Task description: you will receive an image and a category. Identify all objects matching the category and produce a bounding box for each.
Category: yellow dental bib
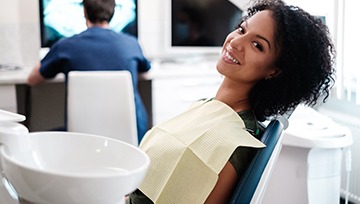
[139,99,265,204]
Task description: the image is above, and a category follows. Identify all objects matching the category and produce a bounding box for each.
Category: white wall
[0,0,40,68]
[137,0,167,59]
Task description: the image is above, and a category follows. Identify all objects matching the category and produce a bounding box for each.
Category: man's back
[41,27,149,86]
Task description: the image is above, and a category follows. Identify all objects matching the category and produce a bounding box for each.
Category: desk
[0,58,222,129]
[0,69,153,132]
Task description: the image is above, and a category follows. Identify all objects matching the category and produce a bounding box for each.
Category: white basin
[0,131,150,204]
[0,109,26,122]
[283,104,353,148]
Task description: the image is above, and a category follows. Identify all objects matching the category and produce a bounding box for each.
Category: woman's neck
[215,79,252,112]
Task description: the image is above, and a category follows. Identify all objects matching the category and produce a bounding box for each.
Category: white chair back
[67,70,138,146]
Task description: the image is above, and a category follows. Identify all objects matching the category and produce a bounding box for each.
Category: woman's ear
[265,67,281,80]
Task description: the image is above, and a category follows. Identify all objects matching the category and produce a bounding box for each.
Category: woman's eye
[237,25,244,34]
[252,41,264,51]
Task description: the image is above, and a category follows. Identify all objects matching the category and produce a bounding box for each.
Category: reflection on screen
[171,0,242,47]
[41,0,137,47]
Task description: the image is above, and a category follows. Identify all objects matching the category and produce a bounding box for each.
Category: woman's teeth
[225,52,239,64]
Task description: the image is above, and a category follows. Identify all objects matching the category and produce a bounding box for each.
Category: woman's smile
[224,50,240,65]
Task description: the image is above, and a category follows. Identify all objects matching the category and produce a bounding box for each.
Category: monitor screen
[39,0,138,48]
[168,0,243,55]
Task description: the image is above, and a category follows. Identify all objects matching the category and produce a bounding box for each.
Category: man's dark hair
[83,0,115,23]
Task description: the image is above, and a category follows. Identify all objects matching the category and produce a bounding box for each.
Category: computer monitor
[39,0,138,48]
[166,0,243,56]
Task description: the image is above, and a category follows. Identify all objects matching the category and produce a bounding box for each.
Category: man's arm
[27,63,46,86]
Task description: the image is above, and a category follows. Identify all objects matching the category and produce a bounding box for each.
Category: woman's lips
[225,51,240,64]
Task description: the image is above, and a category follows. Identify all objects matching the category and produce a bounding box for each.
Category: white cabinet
[151,60,222,125]
[0,85,17,112]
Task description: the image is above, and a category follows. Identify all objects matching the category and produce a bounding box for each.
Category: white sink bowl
[0,131,150,204]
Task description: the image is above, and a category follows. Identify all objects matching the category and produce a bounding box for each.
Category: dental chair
[229,118,287,204]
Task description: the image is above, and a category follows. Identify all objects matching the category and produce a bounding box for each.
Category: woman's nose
[229,36,244,51]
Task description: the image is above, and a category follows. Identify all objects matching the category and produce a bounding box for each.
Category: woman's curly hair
[244,0,336,121]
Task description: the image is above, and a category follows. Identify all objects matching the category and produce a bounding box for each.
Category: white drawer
[152,76,222,125]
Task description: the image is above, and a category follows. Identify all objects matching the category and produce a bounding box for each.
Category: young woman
[130,0,335,203]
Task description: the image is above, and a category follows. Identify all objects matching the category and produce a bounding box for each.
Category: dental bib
[139,99,265,204]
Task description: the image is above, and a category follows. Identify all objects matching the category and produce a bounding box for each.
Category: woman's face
[217,10,279,85]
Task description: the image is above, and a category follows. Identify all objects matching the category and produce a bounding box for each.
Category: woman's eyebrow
[256,34,271,50]
[244,20,272,50]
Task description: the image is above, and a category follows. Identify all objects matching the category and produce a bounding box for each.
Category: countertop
[0,68,64,85]
[0,56,221,85]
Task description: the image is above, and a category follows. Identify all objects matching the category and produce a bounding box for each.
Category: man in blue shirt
[28,0,151,142]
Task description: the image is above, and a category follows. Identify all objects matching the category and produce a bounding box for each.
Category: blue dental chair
[229,118,287,204]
